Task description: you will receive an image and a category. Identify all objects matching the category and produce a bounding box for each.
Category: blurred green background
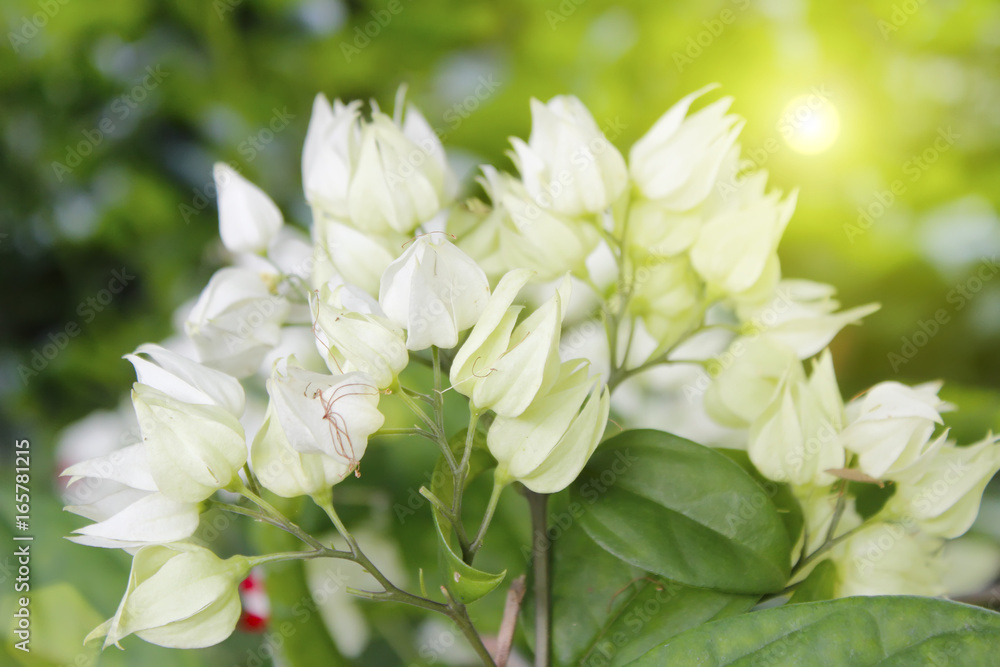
[1,0,999,665]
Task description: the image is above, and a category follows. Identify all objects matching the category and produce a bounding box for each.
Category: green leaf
[788,559,839,604]
[571,430,791,594]
[432,510,506,604]
[546,514,757,666]
[717,448,804,546]
[627,596,1000,666]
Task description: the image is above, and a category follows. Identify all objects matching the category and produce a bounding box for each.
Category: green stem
[242,463,262,497]
[469,470,506,558]
[395,383,458,473]
[313,495,496,664]
[527,490,551,667]
[226,482,330,552]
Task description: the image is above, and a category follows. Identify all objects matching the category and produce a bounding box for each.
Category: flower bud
[312,214,401,295]
[186,267,290,378]
[266,359,383,467]
[629,85,742,211]
[302,95,362,220]
[747,350,846,487]
[479,166,600,280]
[311,283,408,390]
[488,360,610,493]
[214,163,283,255]
[87,543,251,649]
[883,433,1000,538]
[378,235,490,351]
[510,95,627,216]
[839,381,951,479]
[450,270,567,417]
[132,384,247,503]
[124,343,245,418]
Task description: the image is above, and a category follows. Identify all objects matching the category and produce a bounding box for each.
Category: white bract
[87,543,251,649]
[312,282,408,389]
[266,358,383,466]
[450,270,567,417]
[61,443,199,550]
[214,163,283,255]
[479,166,600,281]
[132,383,247,503]
[378,235,490,351]
[488,360,610,493]
[839,381,951,479]
[186,267,289,378]
[629,85,742,211]
[747,350,846,487]
[511,95,628,216]
[124,343,245,417]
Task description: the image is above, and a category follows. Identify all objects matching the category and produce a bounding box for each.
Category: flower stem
[527,490,551,667]
[469,469,505,559]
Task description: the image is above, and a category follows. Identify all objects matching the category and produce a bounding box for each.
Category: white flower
[303,90,454,235]
[627,256,703,351]
[61,443,199,549]
[86,543,251,649]
[302,96,363,220]
[378,235,490,351]
[831,522,945,597]
[186,267,290,378]
[450,270,567,417]
[312,282,408,389]
[747,350,846,486]
[511,95,628,216]
[735,280,880,359]
[124,343,245,418]
[488,360,610,493]
[132,383,248,503]
[689,170,796,296]
[213,163,283,255]
[839,381,951,479]
[251,400,363,498]
[312,215,401,295]
[266,359,383,467]
[629,85,742,211]
[479,166,600,280]
[882,433,1000,538]
[703,336,804,429]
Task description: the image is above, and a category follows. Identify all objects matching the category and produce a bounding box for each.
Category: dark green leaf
[788,559,839,604]
[717,448,804,546]
[546,517,756,666]
[571,430,791,594]
[627,596,1000,666]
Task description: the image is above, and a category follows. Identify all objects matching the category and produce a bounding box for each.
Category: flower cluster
[61,85,1000,654]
